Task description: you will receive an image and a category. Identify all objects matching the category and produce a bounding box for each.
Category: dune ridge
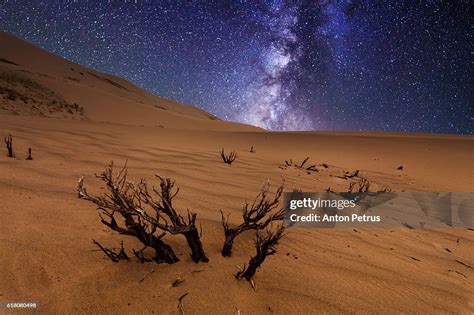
[0,32,260,131]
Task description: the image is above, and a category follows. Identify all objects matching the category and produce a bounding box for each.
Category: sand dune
[0,32,259,131]
[0,33,473,313]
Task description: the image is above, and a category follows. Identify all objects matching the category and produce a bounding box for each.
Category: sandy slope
[0,114,473,314]
[0,33,473,314]
[0,32,259,131]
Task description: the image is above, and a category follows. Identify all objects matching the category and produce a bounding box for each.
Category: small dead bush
[220,182,284,257]
[26,148,33,160]
[236,224,285,290]
[4,134,14,158]
[220,148,237,165]
[348,177,391,193]
[336,169,359,180]
[283,157,317,172]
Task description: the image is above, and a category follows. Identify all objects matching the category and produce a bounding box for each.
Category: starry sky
[0,0,472,134]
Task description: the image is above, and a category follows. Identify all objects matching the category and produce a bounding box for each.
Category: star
[0,0,471,134]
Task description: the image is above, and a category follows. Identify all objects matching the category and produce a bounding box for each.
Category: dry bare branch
[4,134,14,158]
[306,165,317,172]
[92,240,129,262]
[26,147,33,160]
[299,157,309,168]
[133,247,153,263]
[337,169,360,180]
[347,177,391,193]
[220,182,284,257]
[79,162,209,263]
[236,224,285,285]
[220,148,237,165]
[284,157,317,172]
[139,175,209,263]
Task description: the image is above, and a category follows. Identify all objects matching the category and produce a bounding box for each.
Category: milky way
[0,1,472,134]
[240,1,313,130]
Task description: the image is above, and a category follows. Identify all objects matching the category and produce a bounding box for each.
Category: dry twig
[220,148,237,165]
[220,182,284,257]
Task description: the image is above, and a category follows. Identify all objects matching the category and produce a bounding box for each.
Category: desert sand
[0,32,473,314]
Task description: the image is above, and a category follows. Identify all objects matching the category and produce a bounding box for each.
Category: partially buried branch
[4,134,14,158]
[139,175,209,263]
[26,148,33,160]
[284,157,317,172]
[220,148,237,165]
[92,240,129,262]
[347,177,391,193]
[220,182,284,257]
[236,224,286,288]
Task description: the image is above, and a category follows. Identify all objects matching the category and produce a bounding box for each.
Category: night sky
[0,1,472,134]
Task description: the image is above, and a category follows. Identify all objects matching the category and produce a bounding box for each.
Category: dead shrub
[26,148,33,160]
[284,157,317,172]
[4,134,14,158]
[220,182,284,257]
[236,224,286,290]
[220,148,237,165]
[77,162,209,264]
